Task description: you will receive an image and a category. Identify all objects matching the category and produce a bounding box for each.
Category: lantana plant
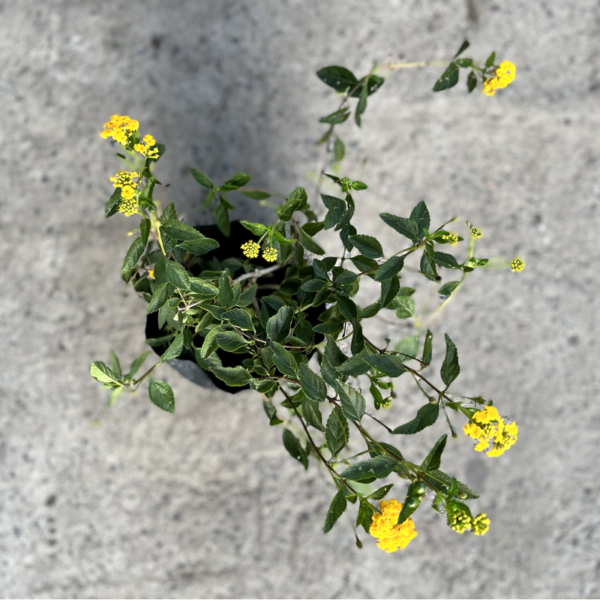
[91,41,522,553]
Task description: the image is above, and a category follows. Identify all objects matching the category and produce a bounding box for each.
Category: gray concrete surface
[1,0,599,597]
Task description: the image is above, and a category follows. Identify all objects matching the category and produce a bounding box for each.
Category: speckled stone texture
[0,1,599,598]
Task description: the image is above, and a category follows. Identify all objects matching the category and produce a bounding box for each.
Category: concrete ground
[1,0,599,597]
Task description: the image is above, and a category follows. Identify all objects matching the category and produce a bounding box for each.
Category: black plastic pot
[145,221,324,394]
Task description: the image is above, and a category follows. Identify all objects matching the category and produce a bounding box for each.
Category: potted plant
[91,41,522,553]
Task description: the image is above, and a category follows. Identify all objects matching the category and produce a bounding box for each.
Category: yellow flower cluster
[442,232,459,245]
[472,513,491,536]
[511,258,525,272]
[100,115,139,145]
[451,510,472,533]
[463,405,518,457]
[450,510,490,535]
[369,498,417,553]
[134,134,159,160]
[118,195,138,217]
[263,247,278,262]
[110,170,138,189]
[241,240,260,259]
[483,61,516,96]
[470,226,483,239]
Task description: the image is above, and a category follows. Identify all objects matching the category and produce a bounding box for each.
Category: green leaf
[368,484,394,501]
[394,335,419,362]
[393,295,415,319]
[218,272,234,309]
[215,330,248,352]
[301,279,329,292]
[333,138,345,162]
[298,228,325,255]
[215,202,230,237]
[105,188,122,218]
[434,251,461,269]
[347,235,383,259]
[350,255,379,276]
[126,351,150,380]
[163,260,190,290]
[379,213,419,242]
[121,236,146,278]
[339,455,398,482]
[302,396,325,431]
[351,181,368,191]
[189,278,219,300]
[190,168,214,189]
[316,66,358,93]
[323,490,347,533]
[393,403,439,435]
[270,341,298,378]
[241,221,269,236]
[312,318,344,336]
[422,330,433,365]
[210,366,251,387]
[263,401,283,425]
[199,326,220,358]
[336,353,369,377]
[337,381,366,422]
[299,363,326,403]
[467,71,477,93]
[277,198,304,221]
[159,332,184,363]
[355,77,368,126]
[456,58,472,68]
[441,333,460,387]
[160,220,203,241]
[146,283,170,314]
[335,295,358,321]
[90,362,121,385]
[148,379,175,413]
[282,429,308,470]
[396,483,422,525]
[319,108,351,124]
[238,283,257,307]
[485,51,496,68]
[178,238,220,256]
[373,256,404,282]
[241,190,271,200]
[333,269,357,285]
[422,469,479,500]
[326,407,349,457]
[432,62,459,92]
[421,434,447,472]
[351,322,364,354]
[454,40,470,58]
[222,308,254,332]
[221,172,251,191]
[359,301,381,319]
[380,275,400,308]
[363,354,406,377]
[410,201,431,236]
[266,305,294,343]
[438,281,460,296]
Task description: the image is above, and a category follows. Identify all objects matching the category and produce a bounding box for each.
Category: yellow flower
[495,61,516,88]
[511,258,525,272]
[470,226,482,239]
[118,196,138,217]
[370,498,417,553]
[262,247,278,262]
[134,135,159,160]
[147,269,155,280]
[472,513,491,536]
[100,115,139,145]
[110,170,138,189]
[442,232,459,245]
[464,406,518,457]
[120,185,136,201]
[483,61,516,96]
[241,240,260,259]
[451,510,472,534]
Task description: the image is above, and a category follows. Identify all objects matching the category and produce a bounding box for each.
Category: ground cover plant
[91,41,522,553]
